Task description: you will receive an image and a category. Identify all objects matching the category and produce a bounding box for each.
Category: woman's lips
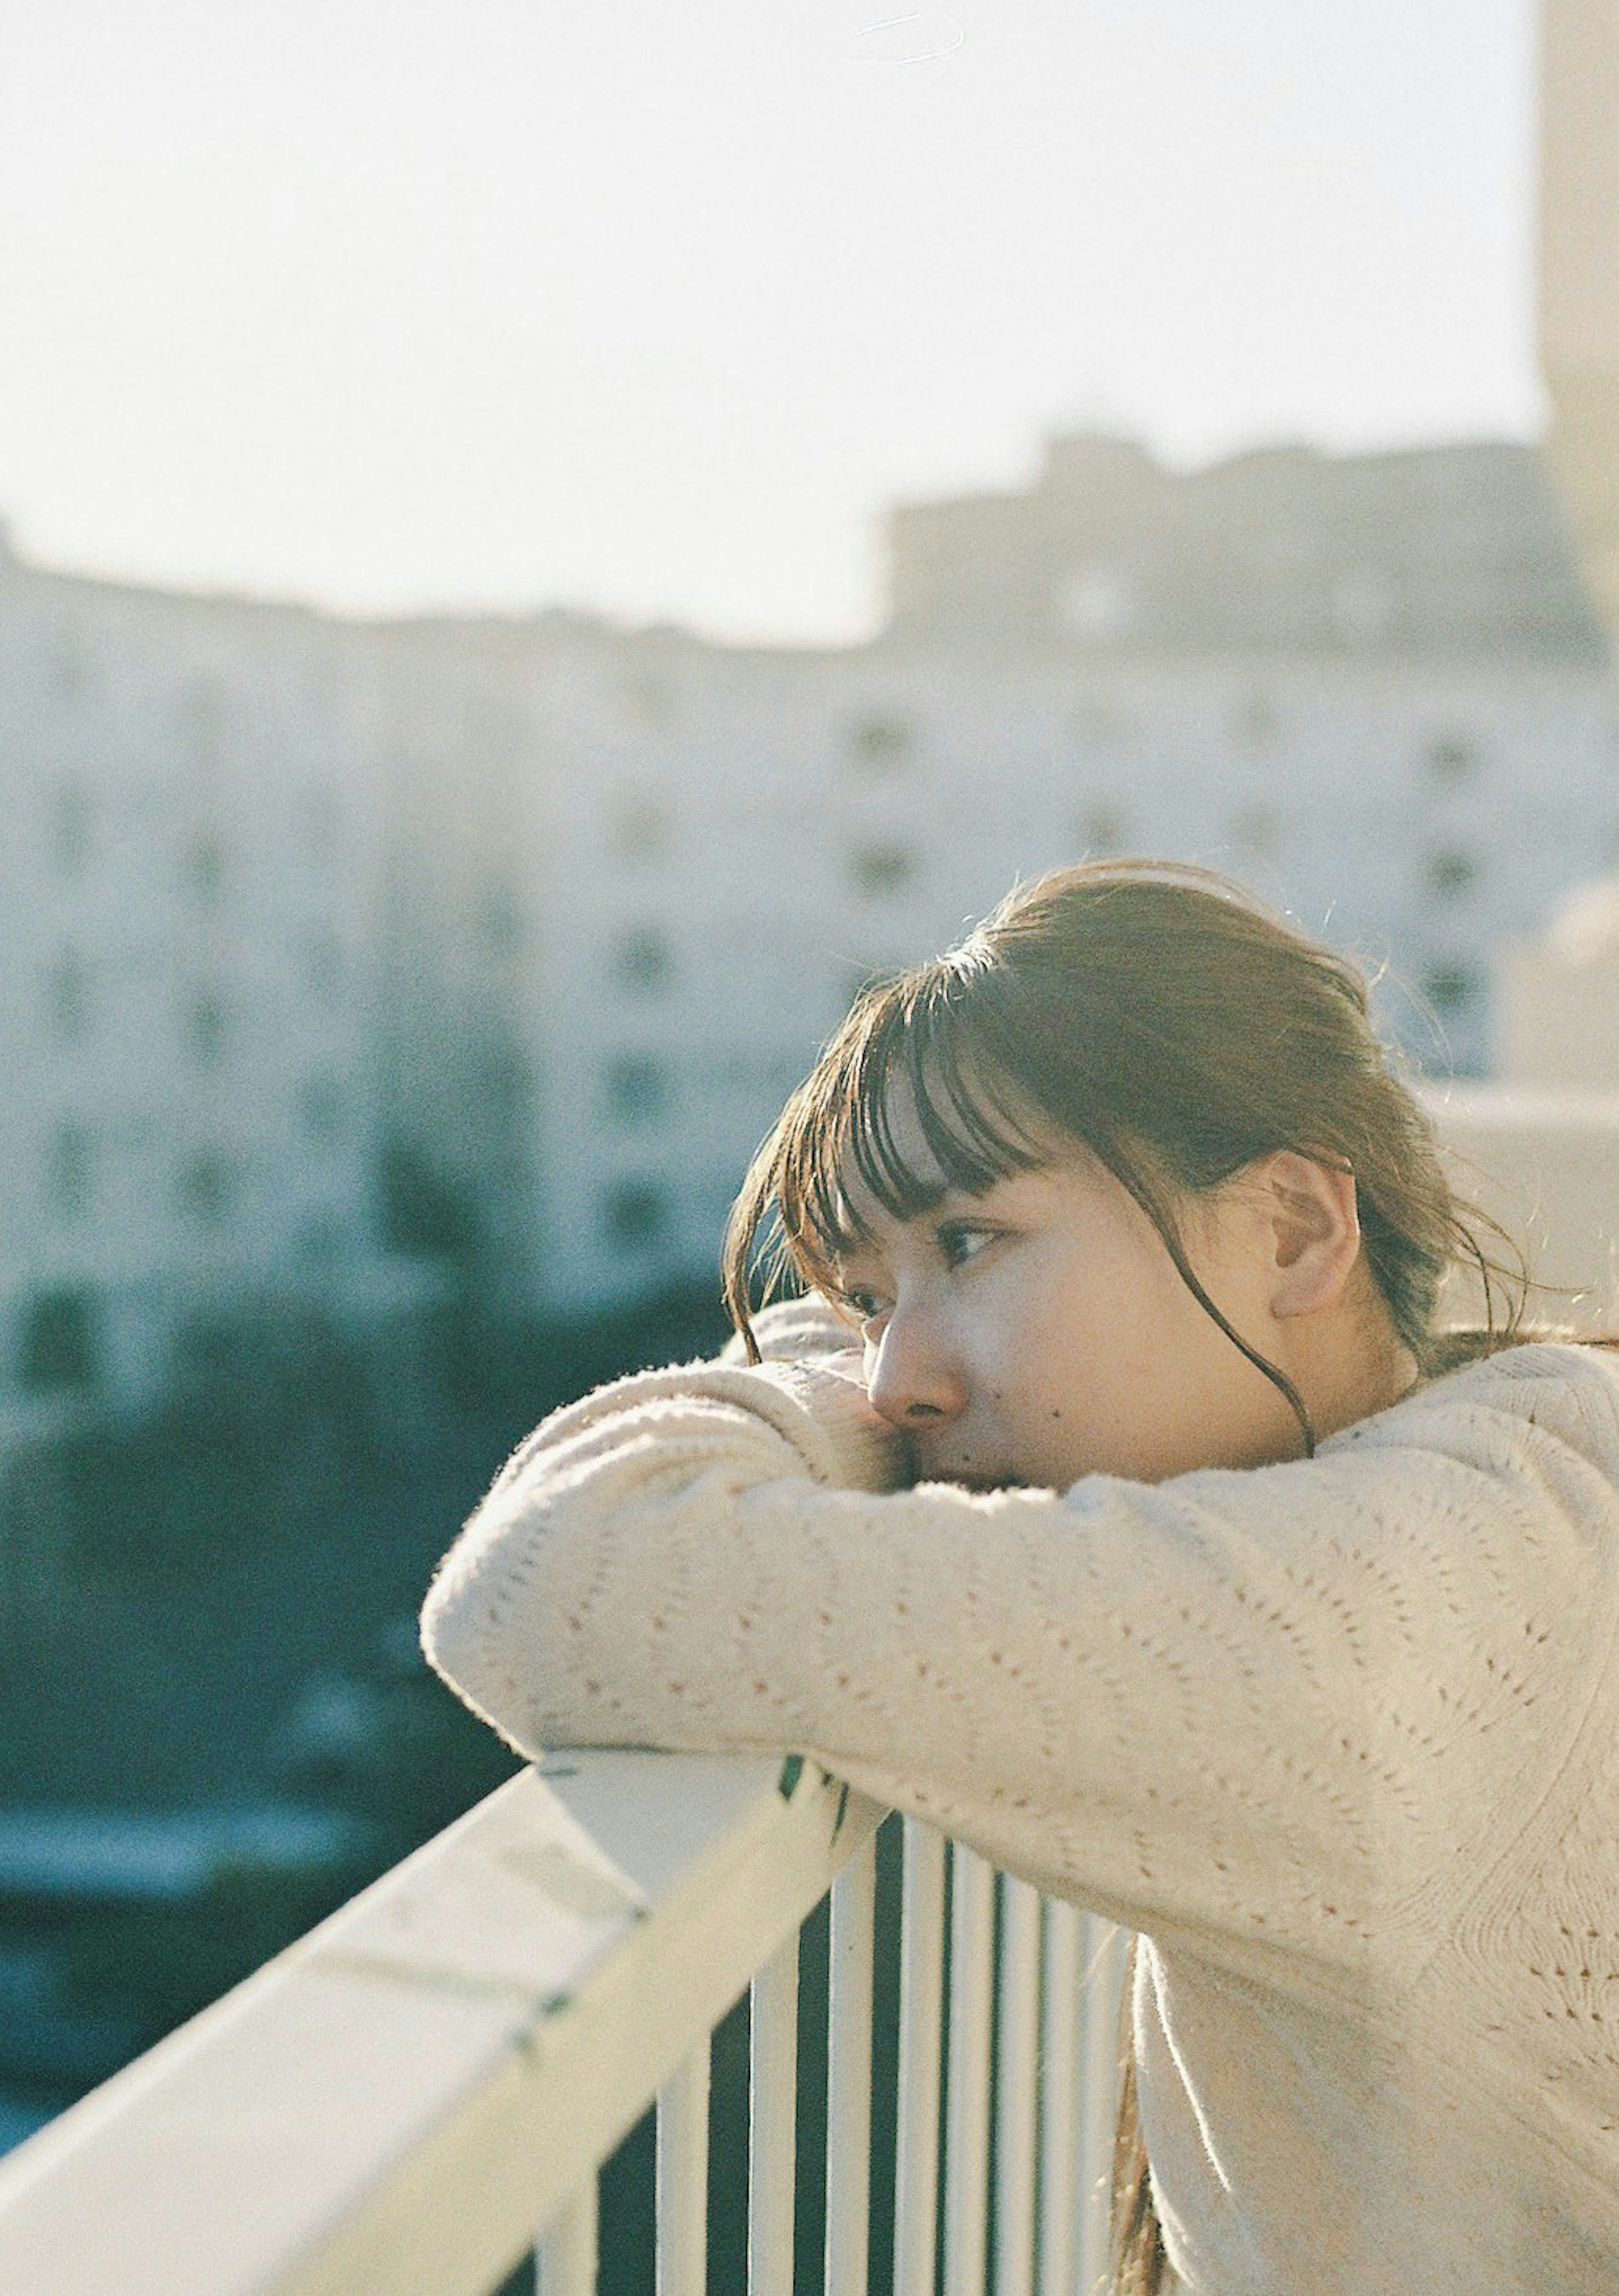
[917,1460,1026,1490]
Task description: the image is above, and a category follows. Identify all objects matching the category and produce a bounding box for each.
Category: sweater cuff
[754,1358,912,1490]
[721,1294,861,1364]
[485,1350,911,1501]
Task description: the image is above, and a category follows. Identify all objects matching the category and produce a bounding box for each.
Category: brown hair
[724,858,1519,1392]
[724,859,1532,2293]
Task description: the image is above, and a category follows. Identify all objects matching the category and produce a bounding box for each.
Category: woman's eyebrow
[933,1176,1020,1213]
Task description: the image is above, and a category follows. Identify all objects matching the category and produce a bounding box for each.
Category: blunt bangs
[751,956,1054,1312]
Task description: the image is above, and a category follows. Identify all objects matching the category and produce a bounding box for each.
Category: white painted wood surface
[536,2180,598,2296]
[942,1845,995,2296]
[748,1929,800,2296]
[992,1877,1041,2296]
[1036,1900,1082,2296]
[656,2043,711,2296]
[1076,1917,1129,2296]
[892,1819,945,2296]
[0,1753,882,2296]
[824,1832,877,2296]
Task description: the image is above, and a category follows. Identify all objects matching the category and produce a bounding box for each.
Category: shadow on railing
[0,1750,1127,2296]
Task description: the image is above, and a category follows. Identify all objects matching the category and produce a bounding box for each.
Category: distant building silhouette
[887,436,1606,657]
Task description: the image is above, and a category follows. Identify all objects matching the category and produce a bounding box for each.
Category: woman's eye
[938,1222,996,1269]
[842,1287,885,1323]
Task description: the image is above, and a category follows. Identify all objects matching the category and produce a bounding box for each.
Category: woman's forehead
[832,1165,947,1249]
[856,1075,940,1176]
[834,1146,1107,1256]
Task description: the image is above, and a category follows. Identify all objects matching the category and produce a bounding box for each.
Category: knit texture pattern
[422,1327,1619,2294]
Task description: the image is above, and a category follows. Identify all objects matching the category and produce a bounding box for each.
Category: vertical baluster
[536,2180,598,2296]
[749,1931,800,2296]
[825,1832,877,2296]
[1076,1918,1128,2296]
[658,2042,711,2296]
[1036,1900,1081,2296]
[942,1844,995,2296]
[993,1877,1041,2296]
[893,1819,946,2296]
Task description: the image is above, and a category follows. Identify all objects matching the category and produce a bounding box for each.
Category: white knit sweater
[422,1320,1619,2294]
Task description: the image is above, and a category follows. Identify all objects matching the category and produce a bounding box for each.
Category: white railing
[0,1751,1129,2296]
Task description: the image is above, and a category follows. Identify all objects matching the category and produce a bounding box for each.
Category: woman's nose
[865,1309,967,1428]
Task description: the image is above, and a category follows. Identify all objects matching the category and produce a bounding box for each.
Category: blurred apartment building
[0,434,1614,1421]
[0,534,408,1436]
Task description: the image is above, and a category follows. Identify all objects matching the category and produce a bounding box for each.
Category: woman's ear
[1261,1151,1361,1318]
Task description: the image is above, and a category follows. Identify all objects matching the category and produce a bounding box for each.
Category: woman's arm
[421,1340,1619,1989]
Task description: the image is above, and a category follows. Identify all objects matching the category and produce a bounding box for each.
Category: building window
[1231,693,1279,746]
[1056,564,1132,641]
[303,930,344,999]
[476,1045,529,1119]
[185,826,226,906]
[622,672,674,731]
[19,1286,98,1393]
[180,675,227,770]
[296,1213,342,1266]
[303,788,342,861]
[47,1123,93,1217]
[178,1151,233,1229]
[605,1054,667,1127]
[300,1078,346,1146]
[50,781,91,876]
[1425,732,1477,782]
[45,952,91,1040]
[187,991,229,1069]
[477,883,524,962]
[1422,963,1481,1017]
[847,715,912,768]
[1079,797,1129,856]
[1427,850,1478,899]
[51,632,90,703]
[610,796,672,862]
[616,928,673,993]
[1330,570,1394,644]
[603,1179,669,1252]
[850,843,916,898]
[378,1144,477,1259]
[1232,801,1281,862]
[1073,695,1130,746]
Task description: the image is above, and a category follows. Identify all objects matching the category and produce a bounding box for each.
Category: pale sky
[0,0,1539,643]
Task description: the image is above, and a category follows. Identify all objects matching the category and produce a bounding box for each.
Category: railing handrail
[0,1751,884,2296]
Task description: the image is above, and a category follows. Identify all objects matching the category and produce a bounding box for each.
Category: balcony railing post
[942,1844,995,2296]
[658,2041,712,2296]
[1036,1898,1082,2296]
[1076,1917,1128,2296]
[536,2180,598,2296]
[893,1818,946,2296]
[993,1877,1041,2296]
[748,1932,799,2296]
[825,1830,877,2296]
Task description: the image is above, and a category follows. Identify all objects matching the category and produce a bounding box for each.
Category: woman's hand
[779,1348,917,1487]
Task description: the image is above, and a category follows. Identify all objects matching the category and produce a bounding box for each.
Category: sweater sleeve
[718,1293,862,1364]
[421,1343,1619,1990]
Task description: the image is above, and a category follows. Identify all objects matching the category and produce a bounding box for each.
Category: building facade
[0,435,1614,1397]
[501,624,1616,1310]
[0,533,396,1433]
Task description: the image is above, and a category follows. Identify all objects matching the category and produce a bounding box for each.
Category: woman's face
[832,1122,1314,1489]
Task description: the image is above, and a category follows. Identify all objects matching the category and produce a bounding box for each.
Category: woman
[422,861,1619,2294]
